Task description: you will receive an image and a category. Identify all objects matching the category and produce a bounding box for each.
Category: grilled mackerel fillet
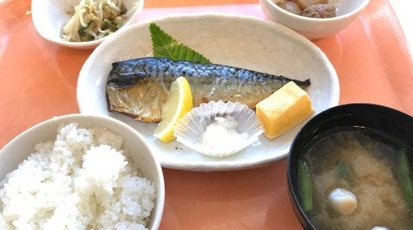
[106,57,311,122]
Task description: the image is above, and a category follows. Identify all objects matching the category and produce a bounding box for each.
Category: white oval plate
[77,13,339,171]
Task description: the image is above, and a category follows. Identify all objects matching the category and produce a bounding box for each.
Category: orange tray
[0,0,412,229]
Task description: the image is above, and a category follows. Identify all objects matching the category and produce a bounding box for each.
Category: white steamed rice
[0,122,156,230]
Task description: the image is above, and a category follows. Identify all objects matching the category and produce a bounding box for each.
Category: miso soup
[300,128,413,230]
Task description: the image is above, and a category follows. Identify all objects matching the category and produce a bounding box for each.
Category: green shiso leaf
[149,23,211,64]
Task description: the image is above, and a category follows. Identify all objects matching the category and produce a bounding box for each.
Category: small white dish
[77,13,340,171]
[31,0,144,49]
[0,114,164,229]
[259,0,370,40]
[174,101,264,158]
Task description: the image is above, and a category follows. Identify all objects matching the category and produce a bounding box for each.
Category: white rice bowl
[0,114,165,230]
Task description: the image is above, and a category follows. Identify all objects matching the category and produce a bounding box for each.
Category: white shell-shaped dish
[174,101,264,158]
[31,0,144,49]
[77,13,340,171]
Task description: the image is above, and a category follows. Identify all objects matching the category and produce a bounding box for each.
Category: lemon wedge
[154,76,193,143]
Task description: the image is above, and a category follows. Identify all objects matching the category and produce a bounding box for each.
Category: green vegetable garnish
[78,21,93,35]
[397,150,413,216]
[149,23,211,64]
[337,160,354,187]
[298,160,313,212]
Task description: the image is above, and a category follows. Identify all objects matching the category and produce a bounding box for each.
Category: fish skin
[107,57,311,123]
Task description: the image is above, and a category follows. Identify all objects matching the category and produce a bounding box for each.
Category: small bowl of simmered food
[0,114,165,229]
[287,103,413,229]
[31,0,145,49]
[259,0,371,40]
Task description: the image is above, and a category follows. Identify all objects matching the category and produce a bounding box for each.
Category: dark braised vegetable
[274,0,336,18]
[301,4,336,18]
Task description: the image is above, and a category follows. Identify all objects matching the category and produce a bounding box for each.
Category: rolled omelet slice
[256,81,314,139]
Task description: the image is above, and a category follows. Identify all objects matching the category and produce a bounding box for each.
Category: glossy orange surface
[1,0,413,229]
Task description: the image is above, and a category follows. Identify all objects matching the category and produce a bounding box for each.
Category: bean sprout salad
[62,0,134,42]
